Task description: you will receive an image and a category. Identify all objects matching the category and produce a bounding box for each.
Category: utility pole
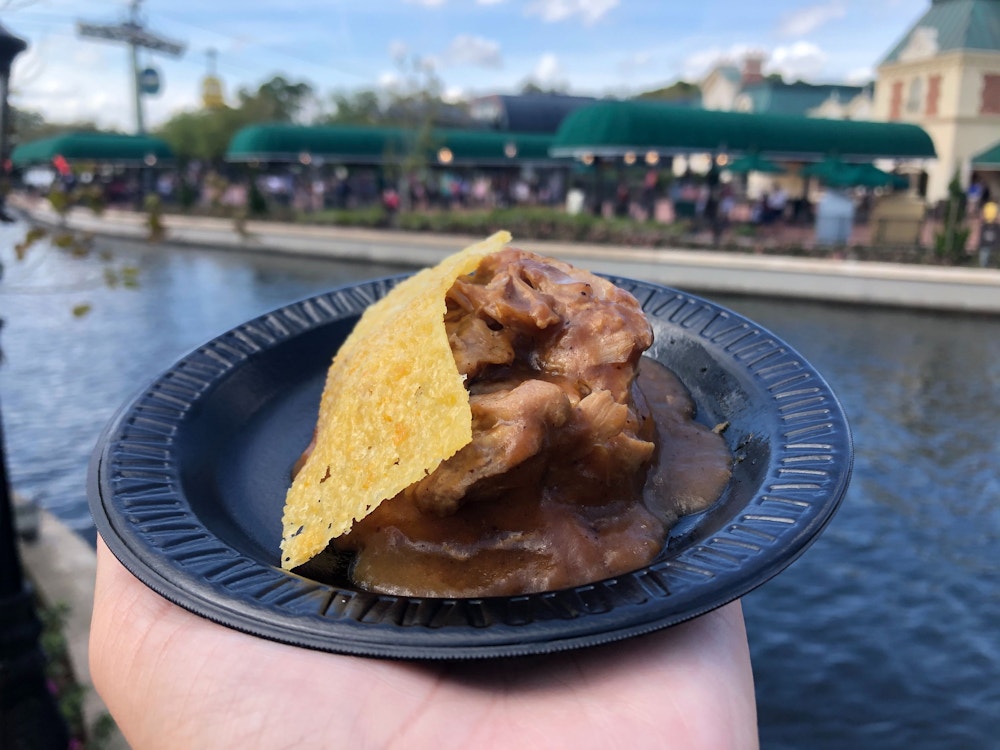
[77,0,185,134]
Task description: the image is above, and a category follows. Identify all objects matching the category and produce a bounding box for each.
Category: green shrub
[248,179,268,217]
[934,171,970,265]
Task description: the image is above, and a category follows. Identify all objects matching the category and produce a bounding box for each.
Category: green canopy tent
[800,157,853,186]
[843,163,908,189]
[550,101,936,161]
[11,132,174,167]
[972,140,1000,170]
[801,158,907,189]
[226,125,401,164]
[225,124,561,166]
[726,153,784,174]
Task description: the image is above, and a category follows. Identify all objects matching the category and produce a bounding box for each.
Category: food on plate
[281,232,731,597]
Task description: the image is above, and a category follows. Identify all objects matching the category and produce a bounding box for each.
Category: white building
[873,0,1000,202]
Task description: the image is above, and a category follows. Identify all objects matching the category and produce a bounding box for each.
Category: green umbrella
[800,157,852,185]
[802,159,906,189]
[841,163,900,188]
[727,153,784,174]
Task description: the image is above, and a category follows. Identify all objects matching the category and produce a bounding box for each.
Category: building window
[889,80,904,120]
[981,74,1000,114]
[926,75,942,116]
[906,77,924,113]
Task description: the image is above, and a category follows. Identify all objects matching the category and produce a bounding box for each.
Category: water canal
[2,221,997,748]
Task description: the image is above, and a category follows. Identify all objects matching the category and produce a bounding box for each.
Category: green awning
[227,124,399,163]
[11,132,174,167]
[972,140,1000,169]
[550,101,937,161]
[226,124,560,165]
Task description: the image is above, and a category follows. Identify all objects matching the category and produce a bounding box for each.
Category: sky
[3,0,930,132]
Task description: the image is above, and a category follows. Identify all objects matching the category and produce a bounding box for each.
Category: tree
[156,106,248,164]
[323,88,386,126]
[156,75,318,164]
[9,105,108,147]
[520,81,568,95]
[377,54,445,210]
[236,75,316,123]
[635,80,701,102]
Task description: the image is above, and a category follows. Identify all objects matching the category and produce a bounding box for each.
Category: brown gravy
[304,358,731,598]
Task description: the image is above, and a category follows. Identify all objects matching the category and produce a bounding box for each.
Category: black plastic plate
[89,276,852,660]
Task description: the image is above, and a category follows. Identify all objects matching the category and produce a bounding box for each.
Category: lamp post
[0,22,72,749]
[0,22,26,222]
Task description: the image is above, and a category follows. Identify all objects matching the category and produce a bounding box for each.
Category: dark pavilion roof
[469,93,598,134]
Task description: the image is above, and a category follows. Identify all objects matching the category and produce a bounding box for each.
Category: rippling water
[2,221,997,748]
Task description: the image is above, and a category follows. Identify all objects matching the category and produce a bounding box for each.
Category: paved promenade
[17,200,1000,314]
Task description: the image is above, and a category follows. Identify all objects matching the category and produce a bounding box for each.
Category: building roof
[881,0,1000,65]
[550,101,937,160]
[468,93,597,133]
[11,132,174,166]
[708,64,742,85]
[738,81,868,116]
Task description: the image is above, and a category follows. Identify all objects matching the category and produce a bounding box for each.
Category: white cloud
[442,85,466,103]
[776,2,846,38]
[531,52,567,87]
[526,0,619,25]
[680,44,757,81]
[12,37,198,130]
[388,40,410,64]
[617,51,653,75]
[768,41,828,81]
[845,66,874,84]
[377,71,401,90]
[679,40,835,85]
[446,34,503,69]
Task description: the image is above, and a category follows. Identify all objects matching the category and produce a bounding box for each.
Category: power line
[152,9,370,81]
[76,0,184,133]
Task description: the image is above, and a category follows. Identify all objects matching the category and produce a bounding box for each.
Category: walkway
[15,198,1000,314]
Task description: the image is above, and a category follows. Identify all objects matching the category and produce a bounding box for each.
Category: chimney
[741,53,765,85]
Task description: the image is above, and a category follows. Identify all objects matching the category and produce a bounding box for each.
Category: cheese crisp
[280,231,512,569]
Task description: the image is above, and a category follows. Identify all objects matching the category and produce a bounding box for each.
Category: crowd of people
[28,158,945,253]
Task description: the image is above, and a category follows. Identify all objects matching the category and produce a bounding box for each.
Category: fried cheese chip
[280,231,512,569]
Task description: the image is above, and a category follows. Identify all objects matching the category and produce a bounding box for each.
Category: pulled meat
[332,248,696,597]
[404,248,655,517]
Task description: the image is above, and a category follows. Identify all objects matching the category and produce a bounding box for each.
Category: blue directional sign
[138,66,160,95]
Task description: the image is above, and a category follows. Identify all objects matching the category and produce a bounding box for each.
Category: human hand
[91,537,758,749]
